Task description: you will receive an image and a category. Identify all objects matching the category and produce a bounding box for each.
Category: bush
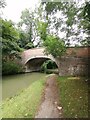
[2,60,23,75]
[40,60,57,73]
[40,62,47,73]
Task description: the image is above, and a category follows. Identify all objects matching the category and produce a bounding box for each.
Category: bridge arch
[25,56,58,73]
[21,48,58,72]
[25,55,56,65]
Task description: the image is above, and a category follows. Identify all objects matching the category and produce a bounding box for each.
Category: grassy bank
[57,76,88,118]
[1,77,46,118]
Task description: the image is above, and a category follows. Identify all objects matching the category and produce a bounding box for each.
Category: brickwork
[56,47,90,76]
[21,47,90,76]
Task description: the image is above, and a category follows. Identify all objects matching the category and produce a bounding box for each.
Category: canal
[2,72,46,100]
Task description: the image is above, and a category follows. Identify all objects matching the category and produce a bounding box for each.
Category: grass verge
[1,77,46,118]
[57,76,88,118]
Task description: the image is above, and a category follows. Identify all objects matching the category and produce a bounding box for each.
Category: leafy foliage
[1,19,21,57]
[43,35,66,57]
[41,59,57,73]
[1,18,23,75]
[42,1,89,46]
[83,2,90,22]
[2,61,23,75]
[18,31,34,49]
[37,21,48,41]
[18,9,36,49]
[80,1,90,46]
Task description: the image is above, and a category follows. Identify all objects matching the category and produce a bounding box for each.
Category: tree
[1,19,21,60]
[79,1,90,46]
[36,3,66,58]
[1,18,23,75]
[18,9,36,49]
[18,31,27,49]
[0,0,6,8]
[83,1,90,22]
[41,1,88,46]
[43,35,66,58]
[17,30,34,49]
[37,21,48,41]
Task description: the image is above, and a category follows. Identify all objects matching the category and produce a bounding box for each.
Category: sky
[1,0,88,46]
[2,0,40,23]
[2,0,86,23]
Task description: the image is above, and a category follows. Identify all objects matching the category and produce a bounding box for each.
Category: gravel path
[35,74,63,118]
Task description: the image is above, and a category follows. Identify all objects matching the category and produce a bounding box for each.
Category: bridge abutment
[56,57,89,76]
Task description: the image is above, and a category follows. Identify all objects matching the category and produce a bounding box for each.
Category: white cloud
[2,0,40,23]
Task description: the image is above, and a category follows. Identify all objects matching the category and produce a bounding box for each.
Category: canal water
[2,72,46,100]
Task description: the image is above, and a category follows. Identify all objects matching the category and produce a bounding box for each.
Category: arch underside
[25,57,57,73]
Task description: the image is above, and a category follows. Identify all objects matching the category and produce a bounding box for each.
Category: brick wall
[56,47,90,76]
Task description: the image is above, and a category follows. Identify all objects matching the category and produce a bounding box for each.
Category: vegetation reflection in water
[2,72,46,100]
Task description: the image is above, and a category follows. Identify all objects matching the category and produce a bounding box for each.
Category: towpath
[35,74,63,118]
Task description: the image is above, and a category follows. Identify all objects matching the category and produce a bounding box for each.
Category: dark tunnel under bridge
[25,57,58,73]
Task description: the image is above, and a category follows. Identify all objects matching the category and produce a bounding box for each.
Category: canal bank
[1,72,47,118]
[2,72,46,100]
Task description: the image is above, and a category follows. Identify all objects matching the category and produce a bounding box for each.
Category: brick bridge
[21,47,90,76]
